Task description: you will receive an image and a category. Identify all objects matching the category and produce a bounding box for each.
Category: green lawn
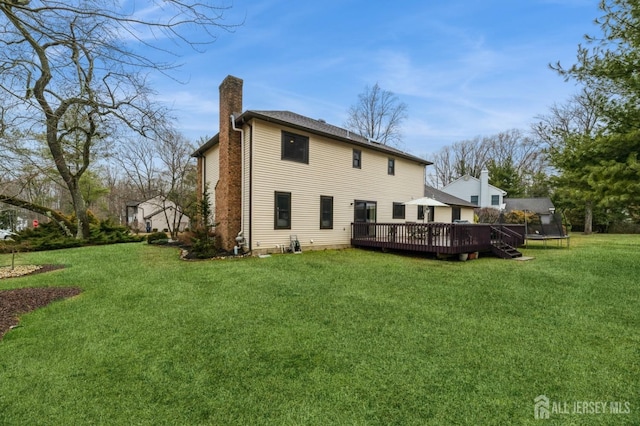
[0,235,638,425]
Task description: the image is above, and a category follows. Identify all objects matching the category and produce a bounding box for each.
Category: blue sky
[150,0,600,159]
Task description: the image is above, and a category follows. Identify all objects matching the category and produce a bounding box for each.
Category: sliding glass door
[354,200,377,237]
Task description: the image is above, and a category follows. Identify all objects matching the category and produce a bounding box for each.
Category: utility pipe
[230,114,244,242]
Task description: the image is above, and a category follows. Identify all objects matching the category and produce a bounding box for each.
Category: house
[441,170,507,209]
[504,197,565,237]
[504,197,556,224]
[126,196,190,233]
[191,75,431,254]
[423,186,476,222]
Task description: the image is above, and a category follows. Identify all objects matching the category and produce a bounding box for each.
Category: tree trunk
[67,179,91,239]
[584,200,593,235]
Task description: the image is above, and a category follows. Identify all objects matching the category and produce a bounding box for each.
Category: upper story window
[388,158,395,175]
[470,195,479,206]
[393,202,405,219]
[353,149,361,169]
[491,195,500,206]
[281,131,309,164]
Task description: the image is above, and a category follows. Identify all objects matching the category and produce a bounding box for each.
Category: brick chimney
[216,75,243,251]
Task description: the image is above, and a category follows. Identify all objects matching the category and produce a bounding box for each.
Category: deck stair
[490,225,523,259]
[491,241,522,259]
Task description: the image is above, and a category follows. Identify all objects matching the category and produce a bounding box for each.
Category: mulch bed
[0,265,81,340]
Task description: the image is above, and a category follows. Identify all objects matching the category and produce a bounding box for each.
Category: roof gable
[442,174,506,194]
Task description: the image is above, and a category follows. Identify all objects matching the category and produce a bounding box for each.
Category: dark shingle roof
[191,134,218,157]
[504,198,555,214]
[424,186,477,208]
[192,110,431,166]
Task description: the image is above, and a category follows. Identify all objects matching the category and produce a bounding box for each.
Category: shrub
[475,207,500,224]
[2,218,144,253]
[608,222,640,234]
[90,219,144,245]
[147,231,169,244]
[188,227,218,259]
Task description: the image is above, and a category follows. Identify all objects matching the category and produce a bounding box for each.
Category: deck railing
[351,222,525,255]
[490,225,525,248]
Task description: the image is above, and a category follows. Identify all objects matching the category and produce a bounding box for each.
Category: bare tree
[0,0,236,238]
[427,130,546,197]
[427,136,490,187]
[156,131,196,239]
[114,138,162,200]
[345,83,408,146]
[113,131,195,238]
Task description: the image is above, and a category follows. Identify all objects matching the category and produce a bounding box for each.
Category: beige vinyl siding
[460,208,475,222]
[248,120,425,252]
[433,206,475,223]
[433,207,452,223]
[204,145,219,221]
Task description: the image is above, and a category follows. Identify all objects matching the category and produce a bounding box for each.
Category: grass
[0,234,638,425]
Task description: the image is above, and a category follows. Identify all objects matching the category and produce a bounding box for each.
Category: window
[352,149,361,168]
[281,131,309,163]
[491,195,500,206]
[470,195,479,206]
[274,192,291,229]
[354,200,377,238]
[452,206,461,222]
[393,202,405,219]
[320,196,333,229]
[418,206,435,222]
[388,158,395,175]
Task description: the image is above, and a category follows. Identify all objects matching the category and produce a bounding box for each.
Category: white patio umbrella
[403,197,448,207]
[403,197,448,222]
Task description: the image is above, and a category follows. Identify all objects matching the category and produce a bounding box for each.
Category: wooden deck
[351,222,526,256]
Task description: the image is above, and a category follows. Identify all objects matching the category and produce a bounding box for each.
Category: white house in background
[441,169,507,209]
[126,196,190,233]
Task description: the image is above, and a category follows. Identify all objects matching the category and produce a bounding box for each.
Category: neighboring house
[504,197,556,225]
[504,197,556,224]
[126,196,190,233]
[423,186,476,223]
[441,170,507,209]
[191,75,432,254]
[505,197,565,237]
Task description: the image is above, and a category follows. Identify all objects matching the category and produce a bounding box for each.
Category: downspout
[201,154,207,228]
[230,115,245,247]
[248,123,253,251]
